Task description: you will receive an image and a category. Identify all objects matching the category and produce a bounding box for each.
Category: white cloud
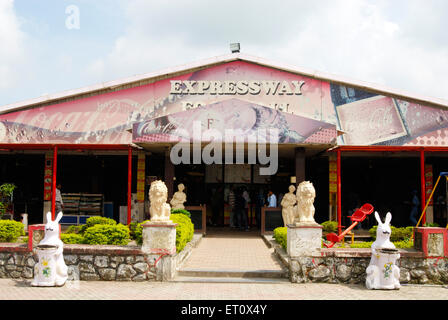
[80,0,448,101]
[0,0,26,89]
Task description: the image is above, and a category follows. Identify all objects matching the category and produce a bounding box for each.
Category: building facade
[1,53,447,231]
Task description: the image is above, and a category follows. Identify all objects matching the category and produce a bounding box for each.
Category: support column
[337,149,342,235]
[43,152,53,221]
[420,149,426,225]
[329,154,337,221]
[51,145,58,221]
[136,151,146,222]
[424,164,434,224]
[127,146,132,225]
[165,149,174,200]
[294,147,305,186]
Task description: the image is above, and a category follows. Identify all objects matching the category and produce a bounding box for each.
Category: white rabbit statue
[365,211,400,290]
[31,212,68,287]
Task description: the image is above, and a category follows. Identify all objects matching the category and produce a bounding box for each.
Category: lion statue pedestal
[287,181,322,257]
[142,180,177,256]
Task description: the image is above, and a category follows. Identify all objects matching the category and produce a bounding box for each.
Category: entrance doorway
[172,150,331,232]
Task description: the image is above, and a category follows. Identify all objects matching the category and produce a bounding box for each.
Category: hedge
[80,216,117,234]
[61,233,85,244]
[83,224,130,245]
[369,225,413,242]
[171,213,194,252]
[0,220,25,242]
[349,239,414,249]
[171,208,191,218]
[321,221,338,233]
[65,225,83,234]
[133,220,150,245]
[273,227,287,250]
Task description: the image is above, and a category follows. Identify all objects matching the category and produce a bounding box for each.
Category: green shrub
[129,221,139,240]
[350,239,414,249]
[273,227,287,250]
[65,225,83,234]
[80,216,117,233]
[0,220,25,242]
[171,208,191,218]
[423,222,440,227]
[321,221,338,233]
[349,241,374,248]
[83,224,129,245]
[171,213,194,252]
[134,220,150,245]
[61,233,85,244]
[369,225,413,242]
[393,239,414,249]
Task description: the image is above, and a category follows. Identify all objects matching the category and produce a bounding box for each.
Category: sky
[0,0,447,107]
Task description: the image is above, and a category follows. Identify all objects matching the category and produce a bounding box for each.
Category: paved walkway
[0,279,446,300]
[182,227,284,271]
[2,228,446,303]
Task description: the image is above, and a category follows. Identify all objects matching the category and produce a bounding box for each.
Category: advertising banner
[0,60,447,147]
[132,99,337,144]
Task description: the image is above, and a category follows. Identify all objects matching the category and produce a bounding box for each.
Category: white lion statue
[294,181,317,225]
[149,180,172,223]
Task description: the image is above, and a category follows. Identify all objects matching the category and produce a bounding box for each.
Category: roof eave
[1,52,447,115]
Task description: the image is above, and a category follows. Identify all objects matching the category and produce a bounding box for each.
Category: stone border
[0,234,202,282]
[267,236,448,285]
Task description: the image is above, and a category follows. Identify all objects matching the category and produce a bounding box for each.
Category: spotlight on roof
[230,43,240,53]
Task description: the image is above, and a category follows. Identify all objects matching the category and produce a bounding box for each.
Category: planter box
[414,227,448,257]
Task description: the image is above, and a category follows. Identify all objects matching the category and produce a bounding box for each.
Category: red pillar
[337,149,342,235]
[127,146,132,225]
[51,145,58,221]
[420,149,426,225]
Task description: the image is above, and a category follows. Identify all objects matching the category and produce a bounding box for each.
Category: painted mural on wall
[132,99,337,144]
[0,60,446,146]
[330,84,448,146]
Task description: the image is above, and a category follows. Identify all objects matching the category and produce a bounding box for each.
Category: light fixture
[230,43,240,53]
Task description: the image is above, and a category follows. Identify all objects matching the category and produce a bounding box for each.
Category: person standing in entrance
[235,188,249,231]
[55,184,64,213]
[211,187,223,227]
[267,190,277,208]
[242,187,251,228]
[255,189,265,229]
[228,187,237,228]
[409,190,420,226]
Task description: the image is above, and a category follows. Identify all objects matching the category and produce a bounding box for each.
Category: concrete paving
[0,279,446,300]
[181,227,285,272]
[1,227,446,302]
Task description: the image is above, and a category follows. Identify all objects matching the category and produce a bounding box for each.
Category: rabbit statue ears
[374,211,391,226]
[46,211,63,224]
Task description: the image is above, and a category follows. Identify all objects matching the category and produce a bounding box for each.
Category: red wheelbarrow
[324,203,374,248]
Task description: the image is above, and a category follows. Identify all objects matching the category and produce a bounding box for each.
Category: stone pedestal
[287,223,322,257]
[414,227,448,257]
[27,224,45,251]
[141,222,178,255]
